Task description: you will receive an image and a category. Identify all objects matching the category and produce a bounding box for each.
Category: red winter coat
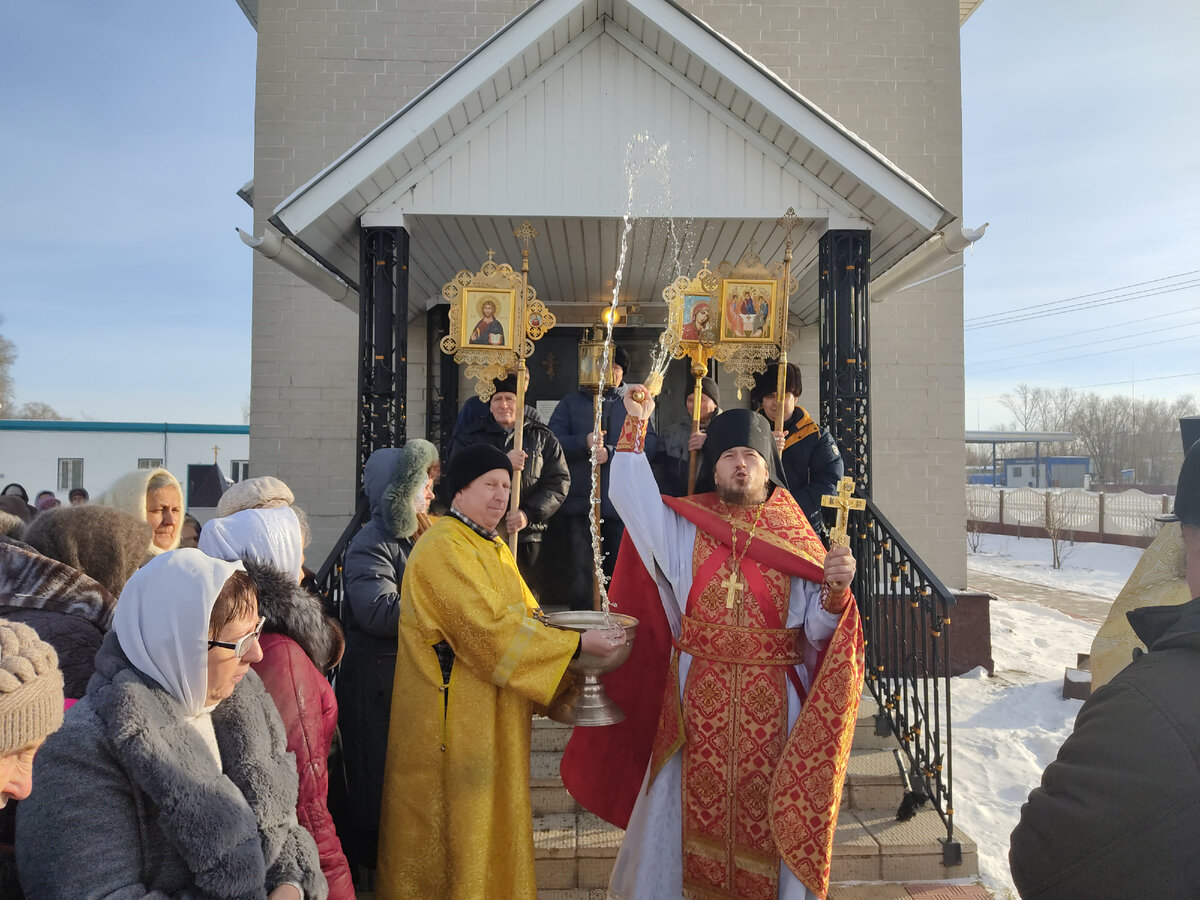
[254,632,355,900]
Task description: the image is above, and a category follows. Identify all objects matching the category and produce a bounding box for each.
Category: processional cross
[821,476,864,547]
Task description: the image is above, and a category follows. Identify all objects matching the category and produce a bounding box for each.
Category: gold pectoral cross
[821,476,865,547]
[720,571,744,609]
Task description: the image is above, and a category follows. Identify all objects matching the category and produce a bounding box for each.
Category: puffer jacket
[549,387,657,520]
[247,562,353,900]
[448,412,570,542]
[336,442,437,861]
[0,539,115,698]
[1010,594,1200,899]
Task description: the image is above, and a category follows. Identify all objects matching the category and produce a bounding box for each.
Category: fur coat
[16,631,327,899]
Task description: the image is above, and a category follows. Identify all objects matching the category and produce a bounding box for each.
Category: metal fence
[966,485,1169,539]
[855,497,961,864]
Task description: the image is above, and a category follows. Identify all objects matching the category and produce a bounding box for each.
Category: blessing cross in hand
[720,570,744,609]
[821,476,865,547]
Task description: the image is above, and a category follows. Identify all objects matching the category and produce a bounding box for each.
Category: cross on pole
[821,476,864,547]
[720,570,744,609]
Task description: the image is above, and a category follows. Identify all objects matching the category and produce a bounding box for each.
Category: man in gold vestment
[563,389,863,900]
[375,444,621,899]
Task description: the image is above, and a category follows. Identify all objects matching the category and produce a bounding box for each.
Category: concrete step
[844,746,905,811]
[832,808,979,884]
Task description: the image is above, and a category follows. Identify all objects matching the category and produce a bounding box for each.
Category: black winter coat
[1010,595,1200,899]
[771,407,843,534]
[448,413,570,542]
[336,447,415,844]
[549,388,657,519]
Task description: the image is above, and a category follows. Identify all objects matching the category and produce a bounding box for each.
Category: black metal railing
[853,497,961,865]
[314,497,370,624]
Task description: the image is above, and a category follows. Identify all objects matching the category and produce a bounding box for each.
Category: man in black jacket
[750,363,842,543]
[449,374,570,595]
[1009,439,1200,899]
[548,346,657,609]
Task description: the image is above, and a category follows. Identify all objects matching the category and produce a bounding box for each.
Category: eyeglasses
[208,616,266,658]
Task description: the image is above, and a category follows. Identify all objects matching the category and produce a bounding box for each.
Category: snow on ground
[950,535,1146,898]
[968,532,1143,600]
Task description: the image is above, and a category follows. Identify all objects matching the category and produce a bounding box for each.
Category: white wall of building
[0,424,249,507]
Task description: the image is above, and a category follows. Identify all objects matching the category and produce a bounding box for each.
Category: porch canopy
[261,0,967,324]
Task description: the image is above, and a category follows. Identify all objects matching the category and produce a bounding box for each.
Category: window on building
[1012,466,1023,477]
[57,458,84,492]
[231,460,250,482]
[138,458,164,469]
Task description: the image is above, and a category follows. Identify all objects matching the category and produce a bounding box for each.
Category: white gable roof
[270,0,955,321]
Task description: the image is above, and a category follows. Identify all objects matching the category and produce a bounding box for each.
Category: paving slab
[967,569,1110,625]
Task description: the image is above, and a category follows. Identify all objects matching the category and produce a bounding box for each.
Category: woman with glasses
[14,549,326,900]
[201,505,353,899]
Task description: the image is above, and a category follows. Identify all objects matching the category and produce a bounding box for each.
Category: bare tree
[8,401,63,420]
[1043,489,1081,570]
[0,317,15,415]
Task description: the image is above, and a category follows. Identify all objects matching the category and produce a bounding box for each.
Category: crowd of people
[0,353,858,899]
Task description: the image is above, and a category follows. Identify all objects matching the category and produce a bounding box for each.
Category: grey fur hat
[382,439,440,540]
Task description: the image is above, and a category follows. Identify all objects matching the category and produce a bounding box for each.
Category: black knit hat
[492,374,519,396]
[750,363,800,406]
[698,376,720,406]
[700,408,788,492]
[613,346,631,372]
[446,444,513,500]
[1166,441,1200,528]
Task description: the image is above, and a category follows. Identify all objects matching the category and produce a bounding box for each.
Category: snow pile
[968,532,1142,599]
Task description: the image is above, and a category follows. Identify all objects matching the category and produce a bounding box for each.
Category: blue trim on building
[0,421,249,435]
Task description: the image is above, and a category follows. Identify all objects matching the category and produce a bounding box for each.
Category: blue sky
[961,0,1200,427]
[1,0,1196,427]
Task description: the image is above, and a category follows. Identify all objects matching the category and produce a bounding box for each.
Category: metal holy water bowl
[542,610,638,727]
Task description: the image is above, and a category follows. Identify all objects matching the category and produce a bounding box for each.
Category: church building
[234,0,985,589]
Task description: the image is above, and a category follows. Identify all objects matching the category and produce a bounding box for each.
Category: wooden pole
[686,355,707,495]
[509,222,535,557]
[774,209,798,433]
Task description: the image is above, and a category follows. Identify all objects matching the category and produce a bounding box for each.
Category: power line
[968,320,1200,365]
[968,330,1200,375]
[964,280,1200,330]
[966,307,1200,355]
[964,268,1200,327]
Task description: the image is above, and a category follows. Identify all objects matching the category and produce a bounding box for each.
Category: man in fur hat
[751,362,843,544]
[563,389,863,900]
[1011,438,1200,900]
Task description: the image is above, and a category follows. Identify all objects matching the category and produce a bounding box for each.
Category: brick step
[533,810,622,893]
[833,808,979,884]
[829,883,993,899]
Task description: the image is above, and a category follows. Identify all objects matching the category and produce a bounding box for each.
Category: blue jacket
[549,388,657,519]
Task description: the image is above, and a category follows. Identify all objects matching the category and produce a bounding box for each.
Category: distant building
[0,421,250,506]
[1003,456,1091,489]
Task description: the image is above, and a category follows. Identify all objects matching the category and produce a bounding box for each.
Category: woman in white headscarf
[15,549,327,899]
[96,467,185,554]
[200,507,353,900]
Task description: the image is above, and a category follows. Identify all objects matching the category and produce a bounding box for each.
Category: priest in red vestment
[561,388,864,900]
